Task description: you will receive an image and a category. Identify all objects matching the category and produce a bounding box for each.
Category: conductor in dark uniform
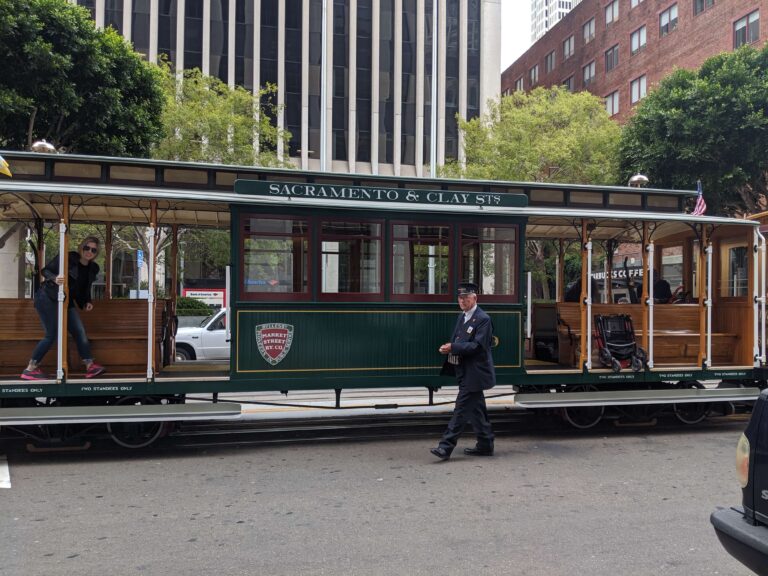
[431,282,496,460]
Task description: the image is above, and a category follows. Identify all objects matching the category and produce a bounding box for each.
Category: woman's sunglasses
[83,245,98,254]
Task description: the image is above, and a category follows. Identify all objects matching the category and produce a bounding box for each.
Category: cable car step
[0,402,241,426]
[514,388,760,409]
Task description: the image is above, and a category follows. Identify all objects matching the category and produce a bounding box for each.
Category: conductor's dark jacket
[441,306,496,391]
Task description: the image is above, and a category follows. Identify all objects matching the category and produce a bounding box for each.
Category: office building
[73,0,501,176]
[505,0,763,123]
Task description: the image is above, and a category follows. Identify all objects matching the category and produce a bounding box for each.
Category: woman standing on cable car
[21,236,106,380]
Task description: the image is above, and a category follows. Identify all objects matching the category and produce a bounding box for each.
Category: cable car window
[241,217,309,299]
[392,224,451,298]
[725,245,748,297]
[321,221,382,296]
[461,225,517,299]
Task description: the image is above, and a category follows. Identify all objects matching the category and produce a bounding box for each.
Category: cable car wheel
[106,396,168,449]
[672,381,711,425]
[561,384,605,430]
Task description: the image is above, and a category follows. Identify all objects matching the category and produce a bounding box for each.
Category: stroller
[593,314,647,372]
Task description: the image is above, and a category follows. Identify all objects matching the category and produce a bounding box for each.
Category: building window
[241,217,309,299]
[515,77,524,91]
[694,0,714,16]
[605,91,619,116]
[529,64,539,86]
[545,50,556,74]
[392,224,451,299]
[660,4,678,37]
[563,35,575,60]
[734,11,760,48]
[605,0,619,26]
[583,17,595,43]
[583,61,596,87]
[631,25,647,54]
[563,76,574,92]
[321,221,381,297]
[605,45,619,72]
[461,226,518,300]
[631,75,647,104]
[631,0,645,7]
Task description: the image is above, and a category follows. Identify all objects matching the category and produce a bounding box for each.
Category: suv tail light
[737,433,750,488]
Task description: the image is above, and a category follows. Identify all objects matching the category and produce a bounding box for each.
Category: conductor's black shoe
[463,447,494,456]
[430,447,450,461]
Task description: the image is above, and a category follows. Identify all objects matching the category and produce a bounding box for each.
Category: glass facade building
[76,0,500,176]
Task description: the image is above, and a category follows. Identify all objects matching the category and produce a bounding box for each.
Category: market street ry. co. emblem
[255,323,294,365]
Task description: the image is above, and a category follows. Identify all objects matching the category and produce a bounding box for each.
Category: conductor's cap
[457,282,479,296]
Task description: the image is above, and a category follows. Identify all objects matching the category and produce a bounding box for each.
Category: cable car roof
[0,180,756,244]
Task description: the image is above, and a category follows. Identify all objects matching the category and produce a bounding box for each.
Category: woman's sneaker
[21,367,48,380]
[85,363,105,378]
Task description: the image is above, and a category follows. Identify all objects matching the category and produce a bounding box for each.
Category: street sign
[137,249,144,269]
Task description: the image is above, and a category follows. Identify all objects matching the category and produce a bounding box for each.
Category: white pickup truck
[175,308,229,361]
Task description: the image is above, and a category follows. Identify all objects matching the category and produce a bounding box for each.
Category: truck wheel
[175,346,193,361]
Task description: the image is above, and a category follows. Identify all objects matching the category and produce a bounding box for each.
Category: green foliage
[620,45,768,215]
[152,65,291,167]
[183,228,230,269]
[176,296,213,316]
[446,87,621,185]
[0,0,164,155]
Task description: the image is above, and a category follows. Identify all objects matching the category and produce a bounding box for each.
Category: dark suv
[711,389,768,575]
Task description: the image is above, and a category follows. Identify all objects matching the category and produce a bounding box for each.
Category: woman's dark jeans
[30,290,93,363]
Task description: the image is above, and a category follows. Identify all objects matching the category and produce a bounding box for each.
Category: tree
[446,86,621,185]
[152,65,291,167]
[0,0,165,155]
[620,45,768,215]
[449,87,621,300]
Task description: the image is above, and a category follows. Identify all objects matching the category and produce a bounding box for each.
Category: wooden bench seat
[0,298,167,376]
[554,302,739,368]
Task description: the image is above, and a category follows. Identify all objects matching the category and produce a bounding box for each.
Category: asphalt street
[0,420,755,576]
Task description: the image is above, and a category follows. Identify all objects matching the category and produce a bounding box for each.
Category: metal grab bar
[647,242,655,369]
[586,240,592,370]
[56,221,66,382]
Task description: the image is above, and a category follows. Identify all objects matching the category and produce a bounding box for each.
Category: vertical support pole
[585,238,593,371]
[526,271,532,340]
[169,224,179,365]
[640,223,649,355]
[225,265,232,343]
[557,239,565,302]
[579,220,589,371]
[57,197,70,382]
[760,229,767,364]
[753,229,761,366]
[705,242,713,368]
[147,202,157,380]
[646,242,655,369]
[697,229,707,367]
[105,223,113,299]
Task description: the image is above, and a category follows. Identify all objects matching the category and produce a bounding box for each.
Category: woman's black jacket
[41,251,99,309]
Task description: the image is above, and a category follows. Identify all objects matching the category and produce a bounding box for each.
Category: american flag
[692,180,707,216]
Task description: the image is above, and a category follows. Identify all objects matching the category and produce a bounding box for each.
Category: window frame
[631,74,647,104]
[660,4,678,37]
[390,221,454,302]
[583,17,596,44]
[545,50,556,74]
[529,64,539,86]
[605,0,619,27]
[734,10,760,48]
[318,217,385,302]
[583,60,596,87]
[605,90,619,116]
[563,35,575,60]
[459,223,520,304]
[694,0,714,16]
[239,213,312,302]
[631,25,647,55]
[605,44,619,72]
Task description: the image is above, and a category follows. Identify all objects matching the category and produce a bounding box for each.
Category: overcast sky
[501,2,532,71]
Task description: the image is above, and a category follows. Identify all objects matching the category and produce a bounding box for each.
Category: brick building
[502,0,764,122]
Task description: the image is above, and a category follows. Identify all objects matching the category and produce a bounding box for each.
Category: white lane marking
[0,455,10,489]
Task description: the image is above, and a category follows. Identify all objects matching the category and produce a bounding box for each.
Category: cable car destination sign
[235,180,528,208]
